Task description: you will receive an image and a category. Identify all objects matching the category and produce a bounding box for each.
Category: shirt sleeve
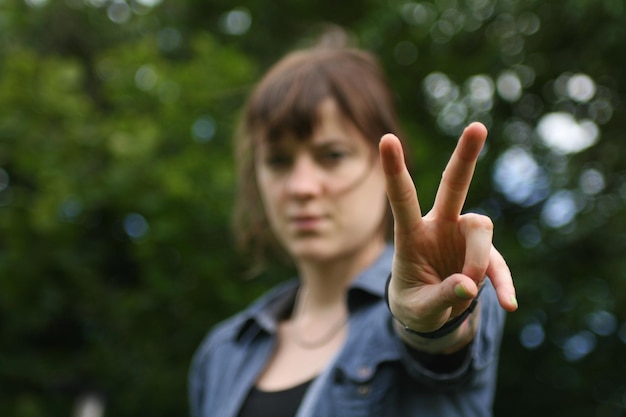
[396,279,506,389]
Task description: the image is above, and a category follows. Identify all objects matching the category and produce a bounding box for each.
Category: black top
[237,379,314,417]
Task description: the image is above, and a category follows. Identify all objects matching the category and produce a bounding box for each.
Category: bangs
[246,54,332,143]
[241,47,400,151]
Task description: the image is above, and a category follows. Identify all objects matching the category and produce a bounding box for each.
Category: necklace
[291,286,349,350]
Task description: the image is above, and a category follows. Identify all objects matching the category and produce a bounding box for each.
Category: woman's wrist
[393,306,479,354]
[385,273,482,354]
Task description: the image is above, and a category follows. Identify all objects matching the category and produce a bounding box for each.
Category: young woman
[189,31,518,417]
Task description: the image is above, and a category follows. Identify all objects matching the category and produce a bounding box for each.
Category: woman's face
[255,99,388,264]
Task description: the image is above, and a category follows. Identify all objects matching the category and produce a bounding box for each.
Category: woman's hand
[380,122,518,338]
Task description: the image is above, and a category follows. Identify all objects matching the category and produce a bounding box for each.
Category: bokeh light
[124,213,150,242]
[588,98,614,124]
[192,116,216,143]
[135,0,162,6]
[85,0,107,7]
[107,0,131,24]
[401,2,437,26]
[496,70,522,102]
[437,102,468,134]
[537,112,599,155]
[220,8,252,35]
[466,74,494,109]
[423,72,459,107]
[567,73,596,103]
[579,168,605,196]
[585,310,617,336]
[541,190,579,228]
[493,146,546,205]
[157,28,182,53]
[516,11,541,35]
[73,392,105,417]
[520,321,545,349]
[430,19,455,43]
[25,0,48,7]
[59,196,83,223]
[562,330,597,362]
[135,65,158,91]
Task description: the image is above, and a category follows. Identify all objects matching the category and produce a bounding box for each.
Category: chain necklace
[291,286,349,350]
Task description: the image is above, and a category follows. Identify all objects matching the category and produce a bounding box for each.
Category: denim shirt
[189,245,506,417]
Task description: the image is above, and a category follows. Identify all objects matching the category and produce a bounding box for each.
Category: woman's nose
[285,156,322,197]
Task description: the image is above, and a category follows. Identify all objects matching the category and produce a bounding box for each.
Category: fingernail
[454,284,472,299]
[510,295,519,309]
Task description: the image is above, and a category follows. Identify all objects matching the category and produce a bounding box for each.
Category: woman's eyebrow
[314,136,351,146]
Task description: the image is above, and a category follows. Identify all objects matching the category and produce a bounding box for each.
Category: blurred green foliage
[1,0,625,416]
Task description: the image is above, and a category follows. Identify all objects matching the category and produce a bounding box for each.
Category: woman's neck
[295,239,386,308]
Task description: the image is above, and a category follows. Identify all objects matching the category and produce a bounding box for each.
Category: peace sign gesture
[380,122,518,345]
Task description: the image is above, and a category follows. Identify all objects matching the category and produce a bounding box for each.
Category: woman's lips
[289,215,324,231]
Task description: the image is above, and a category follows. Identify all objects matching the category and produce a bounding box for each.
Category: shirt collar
[235,244,394,343]
[349,244,394,297]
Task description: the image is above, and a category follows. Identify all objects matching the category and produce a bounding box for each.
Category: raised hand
[380,122,518,337]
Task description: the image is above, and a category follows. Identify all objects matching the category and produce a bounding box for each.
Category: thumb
[439,273,479,310]
[390,274,479,332]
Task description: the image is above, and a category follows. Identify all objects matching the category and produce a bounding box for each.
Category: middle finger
[432,122,487,220]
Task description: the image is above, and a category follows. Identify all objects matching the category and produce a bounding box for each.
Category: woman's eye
[265,155,292,168]
[320,151,347,165]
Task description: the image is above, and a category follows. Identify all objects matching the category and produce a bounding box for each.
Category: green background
[1,0,625,416]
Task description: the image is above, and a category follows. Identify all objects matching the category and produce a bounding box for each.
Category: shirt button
[357,365,372,379]
[357,384,371,397]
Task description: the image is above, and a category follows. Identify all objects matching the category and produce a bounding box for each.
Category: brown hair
[232,30,406,273]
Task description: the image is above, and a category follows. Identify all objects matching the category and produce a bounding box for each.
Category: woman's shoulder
[193,279,299,355]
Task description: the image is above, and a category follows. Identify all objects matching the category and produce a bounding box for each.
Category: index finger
[379,133,422,231]
[433,122,487,219]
